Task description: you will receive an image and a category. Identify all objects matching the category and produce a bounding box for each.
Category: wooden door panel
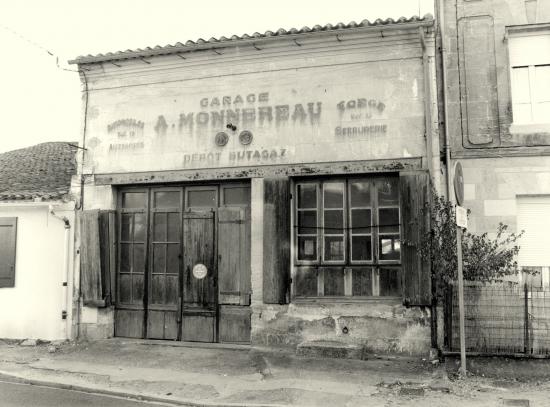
[115,309,144,338]
[218,208,251,305]
[147,310,178,340]
[181,313,216,342]
[219,305,251,343]
[182,212,216,308]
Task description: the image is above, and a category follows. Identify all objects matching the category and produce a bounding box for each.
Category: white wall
[0,204,75,341]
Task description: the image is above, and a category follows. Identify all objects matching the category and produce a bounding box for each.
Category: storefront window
[294,176,401,298]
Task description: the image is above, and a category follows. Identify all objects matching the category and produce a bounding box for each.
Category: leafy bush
[420,191,524,301]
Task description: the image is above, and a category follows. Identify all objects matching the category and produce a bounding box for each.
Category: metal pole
[456,226,467,376]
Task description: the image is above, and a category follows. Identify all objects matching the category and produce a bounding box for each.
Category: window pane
[122,192,146,209]
[298,211,317,234]
[134,213,146,242]
[187,190,217,207]
[295,267,317,296]
[152,244,166,274]
[298,236,317,261]
[121,214,132,241]
[132,274,144,304]
[167,213,180,242]
[324,210,343,232]
[324,236,344,261]
[352,235,372,261]
[297,184,317,209]
[512,67,532,103]
[350,181,370,207]
[352,267,373,296]
[166,244,180,274]
[379,235,401,261]
[513,103,533,124]
[351,209,371,233]
[120,244,130,273]
[324,267,345,296]
[377,179,399,206]
[133,244,146,273]
[535,65,550,103]
[379,268,401,296]
[534,102,550,123]
[323,183,344,208]
[154,191,180,209]
[379,208,399,233]
[153,213,167,241]
[151,275,165,304]
[223,187,250,206]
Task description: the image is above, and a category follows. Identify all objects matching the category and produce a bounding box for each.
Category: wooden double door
[114,184,251,343]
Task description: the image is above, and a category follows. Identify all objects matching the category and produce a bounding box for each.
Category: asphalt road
[0,381,171,407]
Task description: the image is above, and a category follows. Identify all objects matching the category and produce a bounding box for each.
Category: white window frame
[507,25,550,128]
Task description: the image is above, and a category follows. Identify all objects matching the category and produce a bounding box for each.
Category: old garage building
[70,14,440,354]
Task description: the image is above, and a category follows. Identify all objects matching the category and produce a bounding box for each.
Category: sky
[0,0,434,153]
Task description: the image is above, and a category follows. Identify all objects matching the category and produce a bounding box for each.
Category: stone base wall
[251,301,431,355]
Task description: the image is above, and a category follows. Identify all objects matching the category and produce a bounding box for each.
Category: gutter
[68,20,434,66]
[49,205,73,340]
[437,0,453,198]
[419,27,434,177]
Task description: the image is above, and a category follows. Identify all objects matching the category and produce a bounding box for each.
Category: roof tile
[0,142,78,202]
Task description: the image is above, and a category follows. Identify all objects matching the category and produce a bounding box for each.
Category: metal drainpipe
[49,206,72,340]
[438,0,453,198]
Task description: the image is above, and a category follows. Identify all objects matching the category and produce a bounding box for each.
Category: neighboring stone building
[439,0,550,285]
[69,14,440,355]
[0,142,77,340]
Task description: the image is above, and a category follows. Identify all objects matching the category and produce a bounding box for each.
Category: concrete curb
[0,370,285,407]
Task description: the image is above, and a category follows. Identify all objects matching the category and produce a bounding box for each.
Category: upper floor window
[508,29,550,125]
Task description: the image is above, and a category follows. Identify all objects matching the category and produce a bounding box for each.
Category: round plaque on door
[192,263,208,279]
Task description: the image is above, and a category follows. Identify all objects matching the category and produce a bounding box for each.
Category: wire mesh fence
[445,282,550,356]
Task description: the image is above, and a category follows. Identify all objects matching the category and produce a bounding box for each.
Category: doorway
[114,183,251,343]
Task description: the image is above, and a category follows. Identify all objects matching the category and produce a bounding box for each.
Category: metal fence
[445,282,550,356]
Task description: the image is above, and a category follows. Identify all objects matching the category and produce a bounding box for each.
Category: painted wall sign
[84,61,427,174]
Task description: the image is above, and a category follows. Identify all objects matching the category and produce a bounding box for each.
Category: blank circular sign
[192,264,208,279]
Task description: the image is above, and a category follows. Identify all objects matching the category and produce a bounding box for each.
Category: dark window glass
[351,235,372,261]
[187,190,217,208]
[223,187,250,206]
[152,244,166,274]
[121,214,132,241]
[350,181,370,207]
[377,179,399,206]
[154,191,180,209]
[351,209,371,233]
[298,184,316,209]
[323,183,344,208]
[133,214,146,242]
[120,244,130,273]
[324,236,344,261]
[324,211,344,232]
[167,213,180,242]
[298,211,317,234]
[153,213,167,241]
[122,192,147,209]
[379,208,399,233]
[133,244,146,274]
[298,236,317,261]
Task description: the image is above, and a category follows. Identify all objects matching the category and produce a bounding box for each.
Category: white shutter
[517,197,550,267]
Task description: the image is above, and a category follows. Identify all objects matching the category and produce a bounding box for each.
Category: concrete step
[296,340,364,360]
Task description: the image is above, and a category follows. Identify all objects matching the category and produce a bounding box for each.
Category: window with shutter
[0,217,17,288]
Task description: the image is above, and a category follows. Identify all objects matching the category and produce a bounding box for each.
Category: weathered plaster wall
[0,205,75,341]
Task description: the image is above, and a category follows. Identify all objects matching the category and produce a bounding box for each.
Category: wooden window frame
[293,175,401,299]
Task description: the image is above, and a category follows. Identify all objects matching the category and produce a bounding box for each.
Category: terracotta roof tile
[0,142,78,202]
[69,14,433,65]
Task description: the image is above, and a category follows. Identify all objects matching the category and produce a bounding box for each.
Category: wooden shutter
[399,171,431,306]
[263,178,291,304]
[0,217,17,288]
[218,207,251,305]
[99,210,116,305]
[81,210,115,306]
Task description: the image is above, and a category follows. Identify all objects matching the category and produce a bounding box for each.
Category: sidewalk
[0,338,547,406]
